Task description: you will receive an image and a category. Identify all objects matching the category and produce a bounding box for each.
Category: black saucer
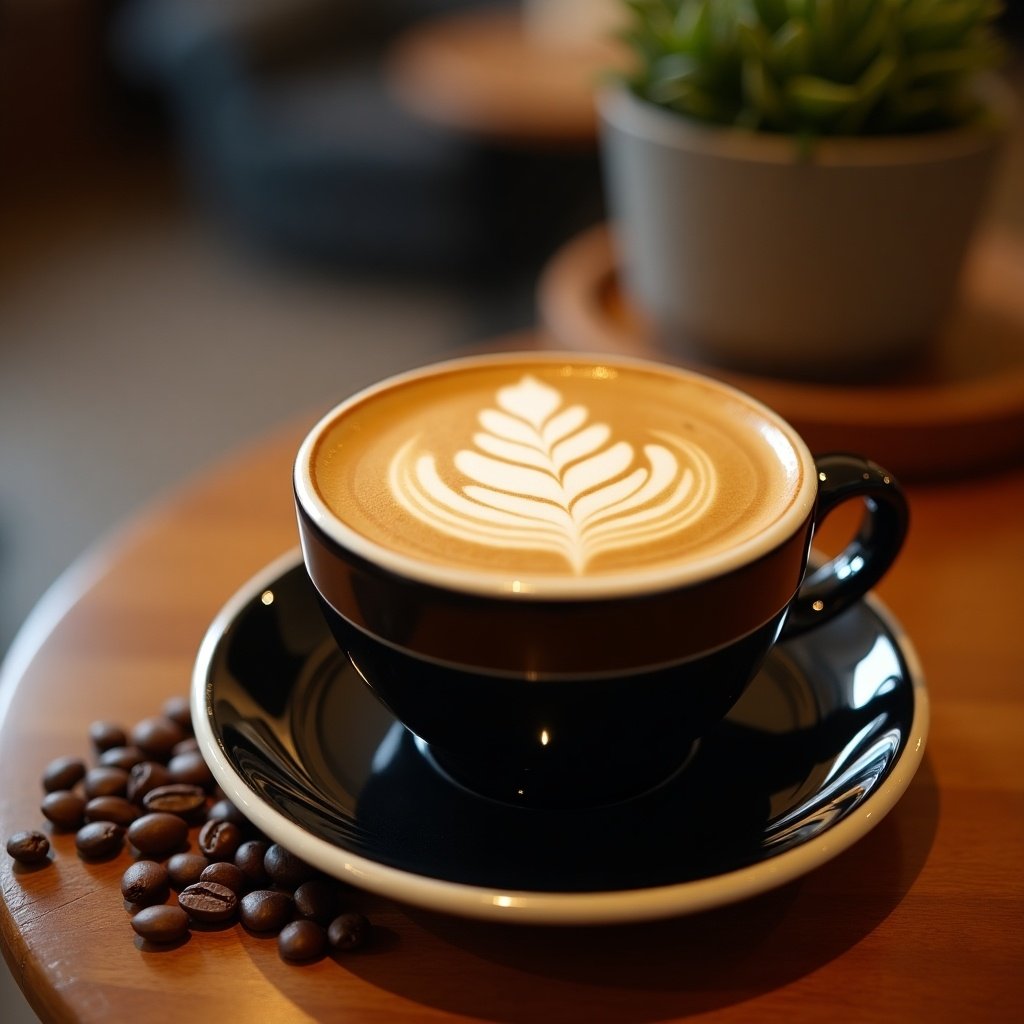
[192,552,927,924]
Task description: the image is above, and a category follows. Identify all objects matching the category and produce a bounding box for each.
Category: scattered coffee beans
[75,821,125,860]
[171,737,200,758]
[84,796,140,828]
[294,879,342,926]
[98,745,147,771]
[265,844,315,889]
[131,716,185,761]
[142,783,206,817]
[234,840,271,888]
[198,819,242,861]
[83,766,129,799]
[127,812,189,857]
[166,750,214,789]
[327,912,371,953]
[41,756,86,793]
[200,861,247,895]
[239,890,294,933]
[161,696,193,733]
[6,830,50,866]
[89,720,127,753]
[278,919,326,962]
[207,798,246,828]
[121,861,170,907]
[179,881,237,924]
[8,692,377,969]
[166,852,210,891]
[40,790,87,831]
[127,762,173,804]
[131,904,189,944]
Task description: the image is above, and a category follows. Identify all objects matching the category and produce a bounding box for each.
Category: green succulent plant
[622,0,1005,135]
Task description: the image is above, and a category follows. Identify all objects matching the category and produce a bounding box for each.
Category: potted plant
[599,0,1012,380]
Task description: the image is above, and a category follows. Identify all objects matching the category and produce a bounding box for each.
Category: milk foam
[307,357,811,588]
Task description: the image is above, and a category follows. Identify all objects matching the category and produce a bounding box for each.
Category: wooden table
[2,408,1023,1022]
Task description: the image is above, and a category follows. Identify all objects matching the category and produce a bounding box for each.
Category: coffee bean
[40,790,87,831]
[84,795,141,828]
[166,852,210,891]
[166,750,213,790]
[200,861,247,895]
[178,881,237,924]
[131,904,189,944]
[131,716,185,761]
[6,830,50,866]
[234,840,271,888]
[327,912,370,953]
[239,889,293,932]
[293,879,342,926]
[41,756,86,793]
[75,821,125,860]
[264,844,315,889]
[83,766,129,799]
[126,762,173,805]
[98,745,147,771]
[207,799,247,828]
[197,820,241,862]
[127,813,188,857]
[121,861,170,907]
[278,919,325,962]
[141,783,206,817]
[89,720,127,753]
[171,737,200,758]
[161,696,193,734]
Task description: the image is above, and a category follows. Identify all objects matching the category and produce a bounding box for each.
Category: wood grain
[2,408,1023,1023]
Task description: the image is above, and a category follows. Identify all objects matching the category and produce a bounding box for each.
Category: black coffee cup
[294,354,907,806]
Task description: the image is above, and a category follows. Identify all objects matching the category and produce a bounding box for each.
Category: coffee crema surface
[303,356,814,594]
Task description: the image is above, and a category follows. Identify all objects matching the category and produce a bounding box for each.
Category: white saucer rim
[191,548,929,926]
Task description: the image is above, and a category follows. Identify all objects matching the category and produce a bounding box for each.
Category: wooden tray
[386,9,627,145]
[538,224,1024,480]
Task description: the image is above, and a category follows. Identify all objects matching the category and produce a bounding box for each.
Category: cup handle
[781,453,909,639]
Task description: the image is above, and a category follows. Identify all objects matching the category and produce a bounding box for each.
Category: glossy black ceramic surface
[200,558,918,896]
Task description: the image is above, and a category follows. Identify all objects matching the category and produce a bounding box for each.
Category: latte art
[388,375,716,574]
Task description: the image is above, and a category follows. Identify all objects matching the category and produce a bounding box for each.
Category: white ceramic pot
[598,83,1011,380]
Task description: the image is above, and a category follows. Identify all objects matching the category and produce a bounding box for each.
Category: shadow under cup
[297,422,908,807]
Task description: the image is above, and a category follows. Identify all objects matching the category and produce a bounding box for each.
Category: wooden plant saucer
[537,224,1024,480]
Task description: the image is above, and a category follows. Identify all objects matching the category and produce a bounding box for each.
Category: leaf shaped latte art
[387,375,717,574]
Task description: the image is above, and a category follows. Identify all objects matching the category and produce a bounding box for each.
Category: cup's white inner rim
[294,352,818,599]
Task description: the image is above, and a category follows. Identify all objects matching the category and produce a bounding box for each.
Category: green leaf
[835,51,899,132]
[737,20,772,61]
[650,52,703,86]
[621,0,1004,135]
[743,55,787,124]
[786,75,860,122]
[810,0,840,59]
[751,0,790,31]
[907,46,994,81]
[840,0,896,78]
[771,19,812,76]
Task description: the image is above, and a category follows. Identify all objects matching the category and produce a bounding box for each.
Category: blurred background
[0,0,608,657]
[1,2,1022,1019]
